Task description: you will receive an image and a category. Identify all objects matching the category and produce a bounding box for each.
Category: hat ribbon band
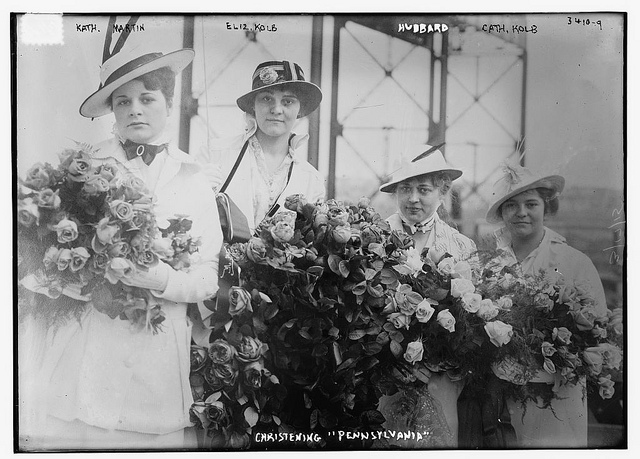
[102,52,163,88]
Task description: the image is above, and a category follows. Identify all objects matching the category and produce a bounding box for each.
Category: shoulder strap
[219,139,250,193]
[265,160,294,219]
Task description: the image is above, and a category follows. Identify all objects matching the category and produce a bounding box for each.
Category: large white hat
[379,144,462,193]
[485,163,565,224]
[79,48,195,118]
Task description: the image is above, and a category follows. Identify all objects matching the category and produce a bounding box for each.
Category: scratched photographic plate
[12,12,626,453]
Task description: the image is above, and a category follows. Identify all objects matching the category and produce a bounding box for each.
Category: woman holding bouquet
[377,144,476,448]
[196,60,326,234]
[484,164,607,448]
[26,47,222,449]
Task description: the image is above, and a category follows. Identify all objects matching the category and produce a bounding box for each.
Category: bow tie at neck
[401,212,437,234]
[121,140,168,166]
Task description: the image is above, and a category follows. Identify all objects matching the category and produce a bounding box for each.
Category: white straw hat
[79,48,194,118]
[485,163,565,224]
[379,144,462,193]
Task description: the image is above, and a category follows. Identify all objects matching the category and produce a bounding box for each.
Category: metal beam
[179,16,195,153]
[307,15,323,169]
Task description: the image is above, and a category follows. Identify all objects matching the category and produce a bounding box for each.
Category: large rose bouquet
[208,195,506,448]
[475,259,623,407]
[17,143,199,331]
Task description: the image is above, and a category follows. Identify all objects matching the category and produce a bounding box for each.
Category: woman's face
[253,88,301,139]
[395,176,442,224]
[500,189,546,241]
[112,79,172,144]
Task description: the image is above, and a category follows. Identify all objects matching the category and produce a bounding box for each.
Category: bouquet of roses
[474,260,623,406]
[17,143,198,332]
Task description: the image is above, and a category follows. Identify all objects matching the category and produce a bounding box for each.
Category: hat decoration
[236,60,323,118]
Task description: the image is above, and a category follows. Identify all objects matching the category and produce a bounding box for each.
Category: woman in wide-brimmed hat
[377,144,476,448]
[483,163,607,448]
[197,60,326,233]
[27,47,222,450]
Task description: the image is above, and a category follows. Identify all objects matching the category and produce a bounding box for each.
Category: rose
[91,252,110,270]
[96,164,117,182]
[552,326,572,345]
[395,284,423,315]
[43,246,60,269]
[243,360,264,389]
[331,225,352,244]
[52,219,79,243]
[327,205,350,226]
[246,237,267,263]
[387,312,410,329]
[66,152,93,182]
[450,278,475,298]
[208,339,237,365]
[572,308,597,331]
[608,308,623,335]
[390,230,414,250]
[461,292,482,313]
[190,345,209,372]
[35,189,61,209]
[495,296,513,310]
[270,221,295,243]
[135,250,158,268]
[109,200,135,222]
[415,299,436,323]
[227,430,251,449]
[582,347,604,375]
[69,247,90,272]
[284,193,307,213]
[83,175,110,195]
[360,223,384,246]
[453,260,473,280]
[598,343,622,370]
[205,401,228,424]
[211,362,239,387]
[498,273,516,289]
[107,241,131,258]
[436,257,456,276]
[403,247,425,274]
[121,175,148,201]
[541,341,557,357]
[437,309,456,333]
[152,237,175,259]
[403,340,424,364]
[56,248,73,271]
[484,321,513,347]
[598,375,616,399]
[22,163,51,190]
[542,357,556,374]
[18,198,40,227]
[228,286,253,316]
[313,212,329,228]
[95,217,120,245]
[128,210,150,230]
[203,365,225,391]
[477,299,499,320]
[591,325,608,339]
[236,336,267,363]
[534,293,554,310]
[104,257,135,284]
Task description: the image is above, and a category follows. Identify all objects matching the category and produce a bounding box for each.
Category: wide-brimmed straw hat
[379,144,462,193]
[485,163,565,224]
[236,60,323,118]
[79,48,195,118]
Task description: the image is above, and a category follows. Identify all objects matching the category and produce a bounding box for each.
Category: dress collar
[399,210,438,234]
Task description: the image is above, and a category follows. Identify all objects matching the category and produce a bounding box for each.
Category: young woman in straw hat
[197,60,326,233]
[22,47,222,450]
[377,144,476,448]
[484,163,607,448]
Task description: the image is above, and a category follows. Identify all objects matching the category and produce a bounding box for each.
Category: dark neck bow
[403,217,436,235]
[121,140,168,166]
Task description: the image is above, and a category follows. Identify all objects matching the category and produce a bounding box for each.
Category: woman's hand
[202,163,224,192]
[120,262,170,292]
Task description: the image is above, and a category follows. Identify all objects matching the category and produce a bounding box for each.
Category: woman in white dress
[484,164,607,448]
[197,60,326,234]
[19,47,222,450]
[377,144,476,448]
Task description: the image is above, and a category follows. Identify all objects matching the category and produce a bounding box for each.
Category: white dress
[491,226,608,448]
[18,139,222,450]
[378,211,476,448]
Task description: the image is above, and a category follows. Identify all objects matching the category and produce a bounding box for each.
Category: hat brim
[79,49,195,118]
[379,169,463,193]
[236,80,323,118]
[485,175,565,224]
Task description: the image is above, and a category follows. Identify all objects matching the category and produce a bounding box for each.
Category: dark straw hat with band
[236,60,323,118]
[79,48,194,119]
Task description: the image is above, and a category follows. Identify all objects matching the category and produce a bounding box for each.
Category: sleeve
[306,165,326,204]
[154,172,223,304]
[573,251,608,316]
